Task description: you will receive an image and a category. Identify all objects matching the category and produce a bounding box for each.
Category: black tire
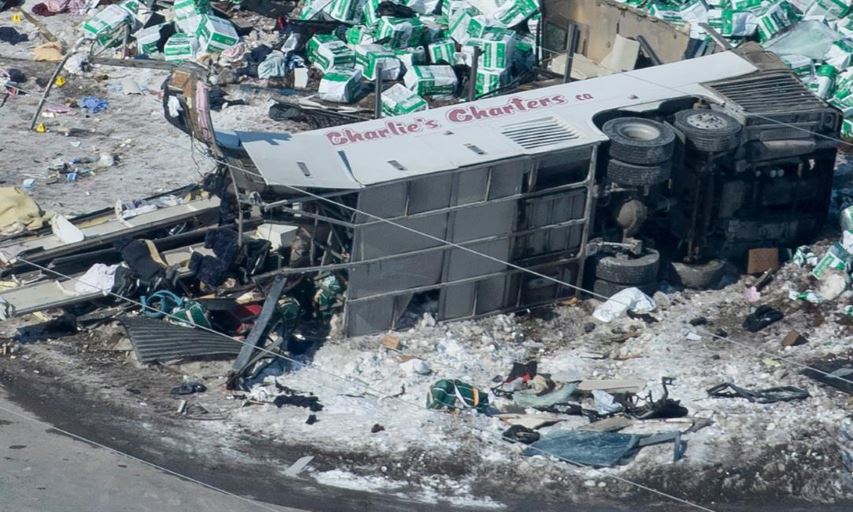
[592,279,657,299]
[593,248,660,285]
[602,117,676,165]
[673,109,742,153]
[669,259,726,289]
[607,159,671,187]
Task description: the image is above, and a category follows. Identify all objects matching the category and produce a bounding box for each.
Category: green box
[174,0,210,20]
[196,14,239,53]
[813,0,850,18]
[318,67,363,103]
[403,65,458,96]
[362,0,381,25]
[428,39,455,64]
[135,24,163,55]
[83,5,132,38]
[811,242,852,278]
[346,25,375,45]
[478,27,515,69]
[756,1,800,42]
[493,0,539,27]
[475,67,508,96]
[826,39,853,71]
[355,43,402,80]
[326,0,362,23]
[375,17,425,49]
[381,83,428,116]
[164,33,196,63]
[448,8,475,44]
[307,34,355,72]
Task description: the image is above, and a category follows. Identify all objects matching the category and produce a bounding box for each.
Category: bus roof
[231,51,757,190]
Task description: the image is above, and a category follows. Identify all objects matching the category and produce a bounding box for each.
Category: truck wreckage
[158,42,840,338]
[1,42,842,349]
[3,1,853,506]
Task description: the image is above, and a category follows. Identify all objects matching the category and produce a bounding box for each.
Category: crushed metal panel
[475,275,510,315]
[355,182,408,220]
[454,167,489,205]
[440,282,476,320]
[344,296,396,337]
[450,201,517,243]
[353,214,449,260]
[121,317,241,364]
[446,239,510,281]
[488,159,528,199]
[347,253,443,300]
[0,277,104,320]
[409,174,453,214]
[0,197,219,266]
[237,131,363,190]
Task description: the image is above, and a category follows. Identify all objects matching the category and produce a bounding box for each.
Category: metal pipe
[698,23,733,51]
[562,23,578,83]
[30,43,81,131]
[374,62,382,119]
[467,47,481,101]
[636,35,663,66]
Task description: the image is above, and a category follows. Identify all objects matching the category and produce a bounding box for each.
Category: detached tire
[593,248,660,285]
[607,159,671,187]
[673,109,742,153]
[669,259,727,289]
[592,279,657,299]
[602,117,676,165]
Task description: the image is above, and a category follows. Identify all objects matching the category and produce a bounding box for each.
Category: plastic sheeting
[524,430,641,467]
[764,20,843,60]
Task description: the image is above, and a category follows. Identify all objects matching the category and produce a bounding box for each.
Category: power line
[9,57,842,511]
[204,153,853,389]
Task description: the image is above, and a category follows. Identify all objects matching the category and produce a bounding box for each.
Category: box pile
[616,0,853,136]
[81,0,240,62]
[297,0,543,103]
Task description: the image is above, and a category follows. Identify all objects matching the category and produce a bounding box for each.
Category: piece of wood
[782,329,808,347]
[381,334,400,351]
[747,248,780,275]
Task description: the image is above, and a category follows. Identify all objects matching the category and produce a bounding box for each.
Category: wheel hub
[685,112,727,130]
[617,123,660,141]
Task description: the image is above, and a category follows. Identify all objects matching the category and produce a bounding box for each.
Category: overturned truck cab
[164,43,840,336]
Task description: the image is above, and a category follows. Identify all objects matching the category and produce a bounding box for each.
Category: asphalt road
[0,390,299,512]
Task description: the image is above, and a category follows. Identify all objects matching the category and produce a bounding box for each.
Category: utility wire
[8,57,844,512]
[205,154,853,389]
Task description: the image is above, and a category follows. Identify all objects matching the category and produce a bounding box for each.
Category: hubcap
[617,122,660,141]
[685,112,727,130]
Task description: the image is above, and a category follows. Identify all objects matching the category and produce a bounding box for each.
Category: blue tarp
[523,430,641,467]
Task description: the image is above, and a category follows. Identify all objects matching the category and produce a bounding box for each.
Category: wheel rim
[617,122,661,141]
[685,112,727,130]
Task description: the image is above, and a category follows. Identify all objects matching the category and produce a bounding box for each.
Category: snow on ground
[1,3,852,508]
[213,255,851,504]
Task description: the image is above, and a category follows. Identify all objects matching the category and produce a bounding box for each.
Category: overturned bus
[164,43,840,336]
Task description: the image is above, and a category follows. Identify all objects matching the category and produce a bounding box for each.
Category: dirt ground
[1,4,853,512]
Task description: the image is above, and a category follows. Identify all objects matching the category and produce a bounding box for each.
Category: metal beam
[636,36,663,66]
[563,23,579,84]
